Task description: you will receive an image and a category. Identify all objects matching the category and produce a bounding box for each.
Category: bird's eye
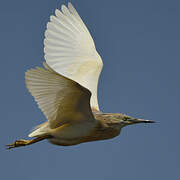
[123,116,130,121]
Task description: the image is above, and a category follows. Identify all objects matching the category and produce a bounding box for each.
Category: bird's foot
[6,139,30,149]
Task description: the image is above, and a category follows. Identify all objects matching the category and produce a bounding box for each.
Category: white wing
[26,62,93,129]
[44,2,103,111]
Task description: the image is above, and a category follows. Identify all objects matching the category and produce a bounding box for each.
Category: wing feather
[44,2,103,111]
[25,62,94,129]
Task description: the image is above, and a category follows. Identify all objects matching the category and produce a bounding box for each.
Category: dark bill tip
[137,119,155,123]
[129,118,156,124]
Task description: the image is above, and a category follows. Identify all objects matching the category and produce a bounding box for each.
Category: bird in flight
[7,2,154,149]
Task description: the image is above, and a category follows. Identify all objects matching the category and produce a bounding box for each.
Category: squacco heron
[7,2,154,149]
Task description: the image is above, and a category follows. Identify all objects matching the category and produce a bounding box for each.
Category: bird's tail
[28,122,49,138]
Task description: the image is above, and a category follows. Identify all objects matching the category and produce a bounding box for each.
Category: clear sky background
[0,0,179,179]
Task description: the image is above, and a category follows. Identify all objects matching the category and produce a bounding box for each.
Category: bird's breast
[48,120,120,146]
[49,121,96,145]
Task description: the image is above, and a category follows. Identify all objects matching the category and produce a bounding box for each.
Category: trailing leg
[6,135,51,149]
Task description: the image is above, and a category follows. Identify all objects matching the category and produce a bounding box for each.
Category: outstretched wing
[44,2,103,111]
[25,62,94,129]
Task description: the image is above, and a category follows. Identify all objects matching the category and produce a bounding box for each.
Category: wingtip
[68,2,73,8]
[61,4,66,11]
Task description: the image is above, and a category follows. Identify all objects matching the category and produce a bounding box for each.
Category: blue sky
[0,0,179,179]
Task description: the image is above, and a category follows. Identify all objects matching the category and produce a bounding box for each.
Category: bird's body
[7,2,154,149]
[39,112,122,146]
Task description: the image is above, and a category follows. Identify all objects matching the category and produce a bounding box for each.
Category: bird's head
[101,113,155,130]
